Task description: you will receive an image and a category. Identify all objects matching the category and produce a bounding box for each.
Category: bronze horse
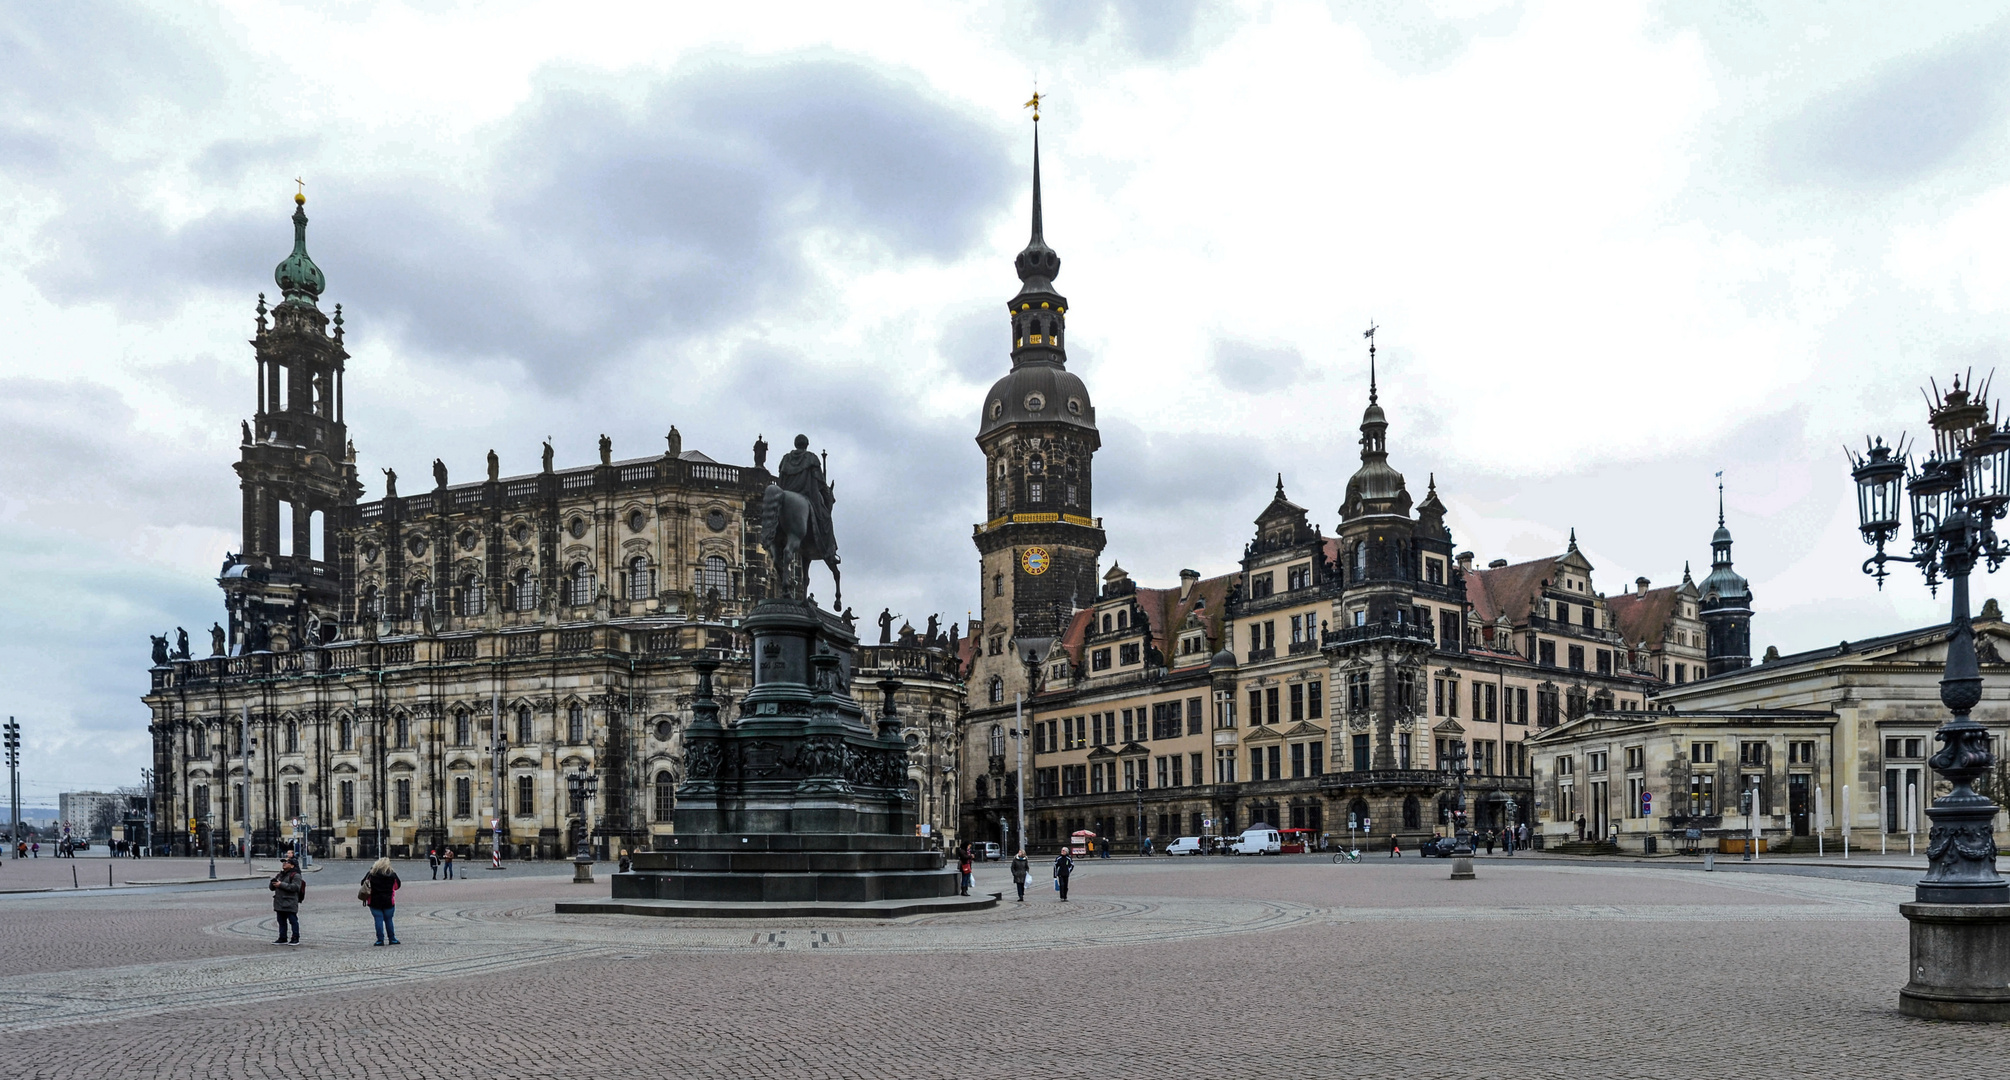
[762,482,841,609]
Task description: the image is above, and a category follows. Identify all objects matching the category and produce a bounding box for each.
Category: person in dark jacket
[428,848,440,880]
[442,847,455,879]
[270,857,305,945]
[956,848,973,896]
[1052,850,1074,901]
[362,857,401,945]
[1009,850,1029,902]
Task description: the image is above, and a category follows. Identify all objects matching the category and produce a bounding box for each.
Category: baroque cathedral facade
[144,194,964,860]
[957,132,1755,852]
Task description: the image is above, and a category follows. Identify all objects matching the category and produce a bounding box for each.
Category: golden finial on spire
[1024,87,1043,122]
[293,176,306,205]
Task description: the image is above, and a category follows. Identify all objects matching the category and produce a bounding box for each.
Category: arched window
[361,585,379,618]
[1101,614,1112,634]
[695,556,733,600]
[1354,543,1367,579]
[1117,610,1129,630]
[510,567,537,612]
[338,715,353,751]
[460,573,485,616]
[993,573,1004,597]
[568,563,594,606]
[515,704,532,744]
[627,555,654,601]
[1403,795,1421,830]
[283,719,298,754]
[990,724,1006,757]
[988,676,1004,704]
[408,579,431,620]
[567,702,584,743]
[654,771,675,821]
[1348,797,1370,830]
[393,712,409,749]
[453,710,470,746]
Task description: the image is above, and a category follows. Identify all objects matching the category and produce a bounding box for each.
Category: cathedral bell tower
[1699,480,1754,676]
[220,192,362,653]
[970,108,1104,707]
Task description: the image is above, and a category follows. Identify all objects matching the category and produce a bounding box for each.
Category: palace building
[959,137,1742,853]
[144,194,964,860]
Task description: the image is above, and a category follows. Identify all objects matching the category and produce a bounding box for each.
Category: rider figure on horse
[777,435,835,560]
[765,434,842,606]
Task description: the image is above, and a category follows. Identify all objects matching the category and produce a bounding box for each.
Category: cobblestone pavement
[2,857,2004,1078]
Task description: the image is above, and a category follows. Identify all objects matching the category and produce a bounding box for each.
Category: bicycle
[1330,849,1362,863]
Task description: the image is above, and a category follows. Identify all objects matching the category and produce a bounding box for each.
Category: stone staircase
[1545,839,1622,856]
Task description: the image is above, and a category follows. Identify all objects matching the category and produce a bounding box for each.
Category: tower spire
[1717,470,1725,526]
[1364,320,1379,404]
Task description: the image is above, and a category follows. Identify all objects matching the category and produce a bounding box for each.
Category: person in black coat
[269,857,305,945]
[1052,851,1075,902]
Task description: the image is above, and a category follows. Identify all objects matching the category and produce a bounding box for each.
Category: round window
[989,400,1003,419]
[706,508,727,532]
[628,509,647,533]
[360,543,378,563]
[1024,393,1046,412]
[654,720,674,741]
[457,529,476,551]
[568,517,587,539]
[1067,397,1083,416]
[406,535,427,556]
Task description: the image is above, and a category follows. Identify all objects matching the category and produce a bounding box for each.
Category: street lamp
[565,769,599,883]
[1443,740,1475,880]
[1849,375,2010,1021]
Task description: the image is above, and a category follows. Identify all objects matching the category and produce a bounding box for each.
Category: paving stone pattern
[1,856,2005,1078]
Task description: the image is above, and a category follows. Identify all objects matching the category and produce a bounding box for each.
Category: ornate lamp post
[1849,375,2010,1021]
[565,769,599,884]
[1444,740,1475,880]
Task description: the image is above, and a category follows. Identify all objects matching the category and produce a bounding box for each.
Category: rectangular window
[1034,723,1048,754]
[1484,683,1498,721]
[1310,742,1324,776]
[1124,759,1137,791]
[1290,615,1304,644]
[1171,754,1184,787]
[1092,648,1111,671]
[1441,609,1461,649]
[1307,681,1322,719]
[454,775,471,818]
[1190,752,1203,786]
[1515,687,1529,725]
[1626,746,1644,771]
[1249,572,1275,599]
[1348,673,1371,713]
[1266,744,1280,780]
[338,781,354,820]
[1472,682,1482,720]
[1675,663,1687,684]
[1446,677,1458,718]
[1596,649,1612,675]
[1248,689,1262,728]
[1290,683,1305,722]
[394,778,412,820]
[1689,773,1715,816]
[1217,749,1237,784]
[1028,481,1043,503]
[1567,645,1585,671]
[1119,642,1141,666]
[1539,640,1556,667]
[1353,733,1371,772]
[1250,747,1264,782]
[1123,709,1135,743]
[1589,751,1607,773]
[285,782,302,820]
[1398,732,1411,770]
[1426,559,1444,584]
[1789,740,1816,764]
[1091,763,1105,794]
[516,775,533,817]
[1434,678,1445,716]
[1691,742,1715,764]
[1288,742,1304,779]
[1266,687,1280,726]
[1739,741,1768,766]
[1156,757,1169,788]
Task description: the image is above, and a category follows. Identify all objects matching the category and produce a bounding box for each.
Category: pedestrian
[1010,849,1029,902]
[442,847,455,879]
[618,849,632,873]
[360,856,401,945]
[1053,849,1074,901]
[1575,814,1586,841]
[1099,837,1109,860]
[428,848,439,880]
[1485,830,1496,855]
[957,847,973,896]
[1388,834,1402,858]
[31,841,38,858]
[270,856,305,945]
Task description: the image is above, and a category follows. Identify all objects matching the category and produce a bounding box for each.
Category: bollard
[72,865,78,889]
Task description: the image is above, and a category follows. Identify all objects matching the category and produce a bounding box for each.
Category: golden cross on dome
[1024,88,1043,121]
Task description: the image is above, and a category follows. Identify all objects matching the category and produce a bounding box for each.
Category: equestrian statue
[762,434,842,609]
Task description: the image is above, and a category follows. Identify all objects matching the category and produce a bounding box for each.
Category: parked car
[1230,827,1281,855]
[1165,836,1205,856]
[978,842,1001,861]
[1418,835,1461,858]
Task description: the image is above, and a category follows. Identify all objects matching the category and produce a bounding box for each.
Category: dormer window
[1101,614,1112,633]
[1117,610,1129,630]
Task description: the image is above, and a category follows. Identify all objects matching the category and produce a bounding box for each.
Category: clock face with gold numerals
[1021,547,1051,575]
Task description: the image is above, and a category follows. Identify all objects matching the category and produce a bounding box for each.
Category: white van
[1165,836,1204,856]
[1231,827,1281,855]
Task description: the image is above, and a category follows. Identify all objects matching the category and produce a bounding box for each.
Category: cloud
[29,54,1012,389]
[1772,26,2010,188]
[1029,0,1211,61]
[1208,337,1307,392]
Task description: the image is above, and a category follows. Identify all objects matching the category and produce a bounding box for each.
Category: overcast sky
[6,0,2009,798]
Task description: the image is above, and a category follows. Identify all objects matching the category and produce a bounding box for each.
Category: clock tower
[969,116,1104,709]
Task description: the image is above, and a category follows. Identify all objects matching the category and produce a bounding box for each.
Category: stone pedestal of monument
[557,598,991,919]
[1899,902,2010,1021]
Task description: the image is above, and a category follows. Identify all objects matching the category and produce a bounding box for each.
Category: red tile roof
[1465,556,1561,624]
[1608,586,1680,650]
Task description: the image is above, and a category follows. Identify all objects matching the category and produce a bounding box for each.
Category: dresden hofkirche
[143,193,965,860]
